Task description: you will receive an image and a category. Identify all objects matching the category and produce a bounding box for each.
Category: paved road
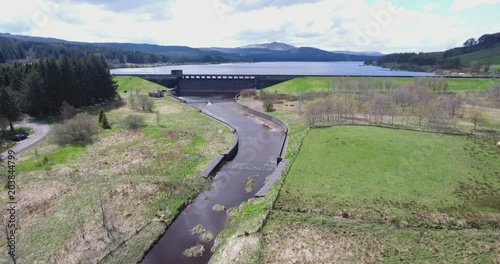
[0,121,52,160]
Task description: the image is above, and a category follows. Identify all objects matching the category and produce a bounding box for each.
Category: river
[110,61,436,76]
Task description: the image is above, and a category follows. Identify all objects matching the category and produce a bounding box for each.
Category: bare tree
[468,108,486,130]
[441,94,464,117]
[137,94,155,112]
[98,193,114,241]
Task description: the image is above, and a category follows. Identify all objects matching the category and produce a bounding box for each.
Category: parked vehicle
[12,133,28,141]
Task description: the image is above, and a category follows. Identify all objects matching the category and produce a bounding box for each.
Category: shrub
[129,94,155,112]
[60,101,77,120]
[122,114,145,129]
[98,109,104,123]
[100,113,111,129]
[240,88,257,98]
[53,113,98,145]
[263,100,275,112]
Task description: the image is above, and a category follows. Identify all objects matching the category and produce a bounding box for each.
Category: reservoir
[111,61,436,76]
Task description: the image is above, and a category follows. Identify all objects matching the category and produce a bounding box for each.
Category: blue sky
[1,0,499,53]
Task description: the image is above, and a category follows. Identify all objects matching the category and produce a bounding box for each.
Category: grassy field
[451,44,500,68]
[0,77,233,264]
[263,126,500,263]
[114,76,169,94]
[263,77,500,94]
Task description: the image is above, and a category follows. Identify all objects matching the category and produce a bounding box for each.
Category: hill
[241,41,296,50]
[450,43,500,70]
[0,34,382,65]
[376,32,500,73]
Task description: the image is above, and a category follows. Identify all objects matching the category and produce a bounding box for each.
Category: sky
[1,0,499,53]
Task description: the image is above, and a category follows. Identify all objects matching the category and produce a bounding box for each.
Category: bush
[100,114,111,129]
[263,100,275,112]
[240,88,257,98]
[53,113,98,145]
[122,114,145,129]
[129,94,155,112]
[60,101,77,120]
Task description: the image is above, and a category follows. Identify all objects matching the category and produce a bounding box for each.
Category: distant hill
[376,32,500,72]
[331,50,385,56]
[241,42,296,51]
[0,33,382,65]
[203,42,382,62]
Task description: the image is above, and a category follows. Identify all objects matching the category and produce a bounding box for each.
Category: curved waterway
[143,100,285,264]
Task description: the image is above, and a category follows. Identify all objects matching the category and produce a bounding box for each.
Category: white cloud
[0,0,499,53]
[450,0,500,12]
[422,3,440,13]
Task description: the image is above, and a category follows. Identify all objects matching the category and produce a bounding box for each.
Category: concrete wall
[233,95,289,160]
[119,74,296,95]
[178,77,255,96]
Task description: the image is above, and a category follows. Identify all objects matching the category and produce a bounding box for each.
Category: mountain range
[0,33,383,65]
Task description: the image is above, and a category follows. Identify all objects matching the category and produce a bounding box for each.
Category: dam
[113,70,298,96]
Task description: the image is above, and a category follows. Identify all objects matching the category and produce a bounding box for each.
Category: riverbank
[0,78,233,264]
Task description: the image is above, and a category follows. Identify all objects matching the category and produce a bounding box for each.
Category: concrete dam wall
[117,70,297,96]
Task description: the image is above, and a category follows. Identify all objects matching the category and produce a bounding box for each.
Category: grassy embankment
[451,44,500,71]
[114,76,169,94]
[0,76,233,264]
[264,77,500,95]
[210,77,500,263]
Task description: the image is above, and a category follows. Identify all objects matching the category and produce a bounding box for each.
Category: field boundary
[311,123,473,136]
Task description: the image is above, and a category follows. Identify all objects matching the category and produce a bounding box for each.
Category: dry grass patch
[212,204,225,212]
[263,220,383,264]
[262,213,500,264]
[199,231,214,243]
[210,234,260,264]
[184,244,205,258]
[17,181,74,227]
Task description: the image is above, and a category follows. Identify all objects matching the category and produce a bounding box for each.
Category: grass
[199,231,214,243]
[0,77,233,264]
[451,44,500,67]
[232,95,500,263]
[263,211,499,264]
[276,126,500,222]
[183,244,205,258]
[191,224,206,235]
[212,204,225,212]
[263,77,500,94]
[114,76,170,94]
[262,126,500,263]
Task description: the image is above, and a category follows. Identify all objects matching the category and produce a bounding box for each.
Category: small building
[149,89,164,98]
[171,70,183,76]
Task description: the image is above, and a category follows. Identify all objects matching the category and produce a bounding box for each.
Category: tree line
[376,52,460,70]
[0,37,238,65]
[443,32,500,58]
[0,55,117,130]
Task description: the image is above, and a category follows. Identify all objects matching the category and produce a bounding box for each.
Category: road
[0,121,52,160]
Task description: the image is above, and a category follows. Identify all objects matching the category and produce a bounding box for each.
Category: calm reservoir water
[111,61,436,76]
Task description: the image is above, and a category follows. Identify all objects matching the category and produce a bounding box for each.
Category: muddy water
[143,101,285,264]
